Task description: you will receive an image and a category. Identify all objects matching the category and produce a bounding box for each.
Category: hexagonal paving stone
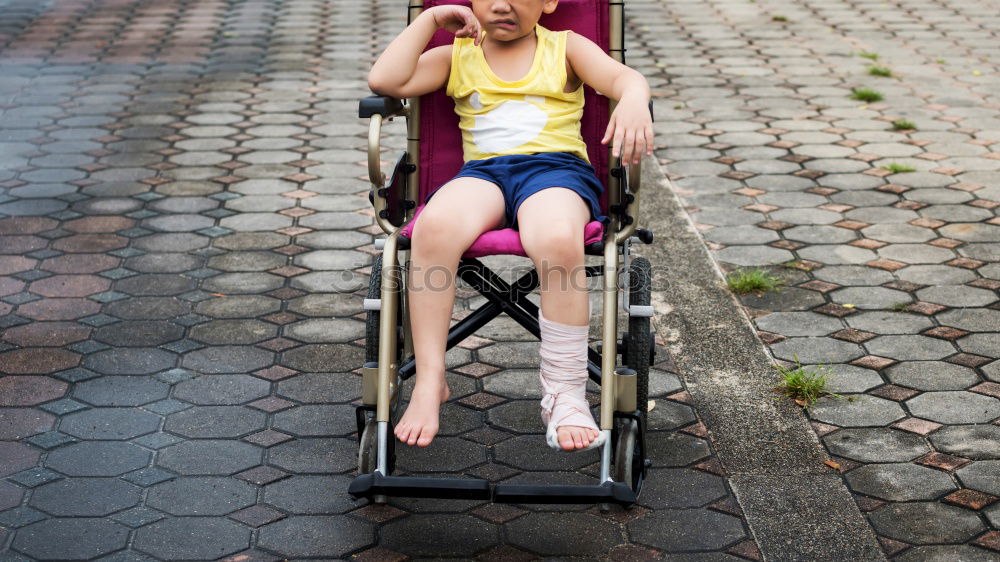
[29,477,142,516]
[207,251,286,272]
[260,516,376,557]
[938,309,1000,332]
[12,518,130,559]
[809,395,905,427]
[181,346,274,374]
[156,439,263,475]
[263,474,362,514]
[647,399,698,430]
[61,407,160,440]
[640,467,728,508]
[845,463,957,501]
[165,406,267,438]
[0,348,80,374]
[628,508,745,552]
[906,391,1000,424]
[272,404,356,438]
[0,441,40,478]
[276,372,361,403]
[506,512,623,556]
[864,335,957,361]
[869,502,985,545]
[380,514,494,557]
[929,425,1000,459]
[885,361,979,391]
[753,312,844,337]
[770,337,864,364]
[917,285,998,307]
[956,460,1000,496]
[189,319,278,345]
[282,343,365,372]
[284,318,365,343]
[133,516,251,560]
[829,287,911,310]
[286,293,360,317]
[83,347,177,375]
[845,311,933,335]
[173,374,270,405]
[395,436,488,472]
[824,428,930,463]
[0,375,68,406]
[957,333,1000,357]
[3,322,91,347]
[494,435,596,471]
[73,376,170,406]
[147,476,257,515]
[195,294,281,318]
[268,437,358,474]
[44,441,151,477]
[0,406,56,440]
[823,365,884,393]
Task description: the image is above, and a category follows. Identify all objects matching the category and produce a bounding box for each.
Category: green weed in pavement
[774,357,846,408]
[882,162,916,173]
[726,267,783,295]
[850,88,884,102]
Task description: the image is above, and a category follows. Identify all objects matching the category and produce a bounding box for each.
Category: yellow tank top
[446,25,589,163]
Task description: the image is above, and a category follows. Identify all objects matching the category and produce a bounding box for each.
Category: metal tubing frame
[376,235,401,425]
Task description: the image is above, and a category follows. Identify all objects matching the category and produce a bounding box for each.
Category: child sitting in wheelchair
[367,0,652,452]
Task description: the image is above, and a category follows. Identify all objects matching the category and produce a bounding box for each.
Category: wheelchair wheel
[358,414,396,504]
[366,255,392,363]
[624,256,652,420]
[612,417,642,495]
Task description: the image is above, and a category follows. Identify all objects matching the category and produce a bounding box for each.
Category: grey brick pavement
[628,0,1000,558]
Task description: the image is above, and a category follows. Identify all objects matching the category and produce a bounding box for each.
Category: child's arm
[368,5,482,99]
[566,33,653,166]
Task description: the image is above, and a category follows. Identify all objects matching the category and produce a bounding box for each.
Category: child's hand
[602,100,654,165]
[430,5,483,46]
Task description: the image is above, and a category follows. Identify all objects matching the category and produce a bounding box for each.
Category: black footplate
[349,473,636,506]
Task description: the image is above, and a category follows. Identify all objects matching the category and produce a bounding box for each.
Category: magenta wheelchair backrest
[417,0,611,211]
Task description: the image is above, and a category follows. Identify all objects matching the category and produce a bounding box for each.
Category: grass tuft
[771,14,789,22]
[850,87,884,102]
[892,119,916,131]
[858,51,879,60]
[868,65,893,77]
[882,162,916,173]
[774,356,846,408]
[726,267,783,295]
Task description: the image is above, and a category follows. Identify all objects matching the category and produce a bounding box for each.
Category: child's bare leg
[517,188,599,451]
[395,177,505,447]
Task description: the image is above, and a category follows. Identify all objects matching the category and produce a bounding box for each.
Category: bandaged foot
[538,310,606,452]
[394,379,450,447]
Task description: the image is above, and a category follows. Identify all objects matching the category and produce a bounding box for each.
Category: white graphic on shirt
[469,92,547,153]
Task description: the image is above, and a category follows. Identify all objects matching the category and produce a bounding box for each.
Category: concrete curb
[636,160,886,561]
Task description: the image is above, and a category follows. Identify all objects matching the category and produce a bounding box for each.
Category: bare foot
[394,382,450,447]
[556,425,601,451]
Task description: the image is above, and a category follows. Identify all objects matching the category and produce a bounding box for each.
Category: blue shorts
[431,152,607,230]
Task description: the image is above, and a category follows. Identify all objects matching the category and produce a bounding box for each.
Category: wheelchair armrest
[359,95,406,119]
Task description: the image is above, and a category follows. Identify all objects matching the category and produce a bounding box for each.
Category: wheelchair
[349,0,655,507]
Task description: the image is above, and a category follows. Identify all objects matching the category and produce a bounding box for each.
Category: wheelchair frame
[350,0,654,506]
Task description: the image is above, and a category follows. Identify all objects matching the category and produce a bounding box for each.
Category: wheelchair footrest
[349,473,636,505]
[349,473,491,500]
[493,481,635,505]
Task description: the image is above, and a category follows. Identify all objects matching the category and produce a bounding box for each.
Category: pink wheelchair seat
[399,205,605,258]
